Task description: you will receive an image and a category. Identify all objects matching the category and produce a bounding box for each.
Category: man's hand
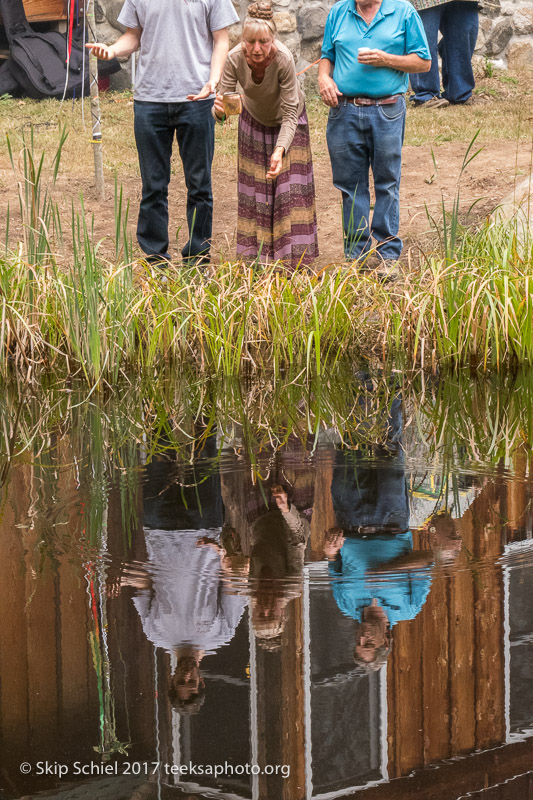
[357,49,391,68]
[359,50,431,74]
[187,79,217,102]
[266,147,284,180]
[324,526,345,559]
[86,42,116,61]
[318,73,342,107]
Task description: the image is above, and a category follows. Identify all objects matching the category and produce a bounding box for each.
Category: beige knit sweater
[218,40,305,153]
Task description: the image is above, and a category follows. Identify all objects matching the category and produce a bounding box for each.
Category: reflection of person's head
[251,578,286,651]
[426,511,463,563]
[168,647,206,715]
[353,601,392,671]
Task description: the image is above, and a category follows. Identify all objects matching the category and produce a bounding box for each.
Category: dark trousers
[134,99,215,263]
[410,1,479,105]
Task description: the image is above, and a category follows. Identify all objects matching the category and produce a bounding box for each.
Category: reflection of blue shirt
[321,0,430,98]
[329,533,432,625]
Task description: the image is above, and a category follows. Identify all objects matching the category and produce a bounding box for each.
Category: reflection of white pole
[249,608,259,800]
[503,563,511,743]
[86,0,105,201]
[303,566,313,800]
[379,663,389,782]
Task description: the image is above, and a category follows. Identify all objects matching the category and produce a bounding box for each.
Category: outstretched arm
[86,26,142,60]
[188,27,230,100]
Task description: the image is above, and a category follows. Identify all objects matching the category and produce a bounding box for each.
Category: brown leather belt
[340,94,402,106]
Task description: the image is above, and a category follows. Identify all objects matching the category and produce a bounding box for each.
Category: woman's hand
[266,146,284,179]
[213,93,225,120]
[86,42,116,61]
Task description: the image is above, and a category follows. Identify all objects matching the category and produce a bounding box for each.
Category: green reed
[3,129,533,378]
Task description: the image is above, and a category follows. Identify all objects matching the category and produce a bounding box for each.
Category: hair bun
[247,1,274,20]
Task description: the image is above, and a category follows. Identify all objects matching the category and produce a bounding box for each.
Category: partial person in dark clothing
[409,0,480,107]
[87,0,238,266]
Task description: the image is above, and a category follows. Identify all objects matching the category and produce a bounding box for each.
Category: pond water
[0,372,532,800]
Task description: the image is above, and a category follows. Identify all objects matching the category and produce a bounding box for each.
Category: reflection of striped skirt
[237,106,319,271]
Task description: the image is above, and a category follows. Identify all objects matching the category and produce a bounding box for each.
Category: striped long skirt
[237,106,319,271]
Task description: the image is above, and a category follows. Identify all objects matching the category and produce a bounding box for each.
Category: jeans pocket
[328,104,343,121]
[378,98,406,121]
[327,105,350,152]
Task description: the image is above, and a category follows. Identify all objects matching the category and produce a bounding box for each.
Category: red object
[98,76,110,92]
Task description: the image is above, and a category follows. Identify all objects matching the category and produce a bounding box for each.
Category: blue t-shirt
[321,0,431,98]
[329,533,432,625]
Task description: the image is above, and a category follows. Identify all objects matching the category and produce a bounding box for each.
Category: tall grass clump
[386,217,533,370]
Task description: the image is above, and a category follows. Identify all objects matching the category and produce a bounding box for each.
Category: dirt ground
[1,92,531,266]
[81,140,533,266]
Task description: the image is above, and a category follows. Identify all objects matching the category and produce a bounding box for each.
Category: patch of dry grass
[0,67,531,187]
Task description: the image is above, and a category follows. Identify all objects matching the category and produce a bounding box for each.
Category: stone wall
[96,0,533,92]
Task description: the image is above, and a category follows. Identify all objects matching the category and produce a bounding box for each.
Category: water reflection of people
[113,439,248,713]
[326,392,461,670]
[249,483,310,649]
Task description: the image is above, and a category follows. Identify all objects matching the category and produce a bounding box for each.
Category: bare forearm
[111,28,141,58]
[382,53,431,73]
[318,58,334,82]
[368,550,433,573]
[210,29,230,85]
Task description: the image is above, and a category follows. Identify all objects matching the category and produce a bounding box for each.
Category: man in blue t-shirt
[325,386,461,670]
[87,0,239,266]
[318,0,431,278]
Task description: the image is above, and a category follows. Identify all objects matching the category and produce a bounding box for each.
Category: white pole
[86,0,105,201]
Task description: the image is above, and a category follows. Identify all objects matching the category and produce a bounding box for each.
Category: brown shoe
[413,96,449,109]
[376,259,401,283]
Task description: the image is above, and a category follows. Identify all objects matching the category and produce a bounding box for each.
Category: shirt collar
[350,0,396,18]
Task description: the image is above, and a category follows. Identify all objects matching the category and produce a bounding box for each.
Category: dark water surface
[1,373,532,800]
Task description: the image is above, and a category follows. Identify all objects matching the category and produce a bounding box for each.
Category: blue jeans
[410,1,479,105]
[134,99,215,264]
[330,393,409,532]
[326,97,406,260]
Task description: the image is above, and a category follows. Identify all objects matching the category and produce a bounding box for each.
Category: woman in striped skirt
[213,1,319,272]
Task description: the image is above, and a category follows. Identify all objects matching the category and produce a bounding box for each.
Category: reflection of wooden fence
[387,482,506,777]
[0,466,99,776]
[0,468,152,794]
[1,450,531,799]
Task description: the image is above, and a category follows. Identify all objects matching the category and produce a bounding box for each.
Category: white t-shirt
[118,0,239,102]
[132,529,247,654]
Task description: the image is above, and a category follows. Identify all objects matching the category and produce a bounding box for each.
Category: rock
[273,11,297,33]
[105,0,127,33]
[301,39,323,64]
[95,0,105,24]
[228,22,243,50]
[297,2,329,42]
[473,27,486,54]
[484,18,513,56]
[278,30,301,61]
[95,19,122,45]
[296,59,320,96]
[507,41,533,71]
[481,0,501,20]
[513,9,533,36]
